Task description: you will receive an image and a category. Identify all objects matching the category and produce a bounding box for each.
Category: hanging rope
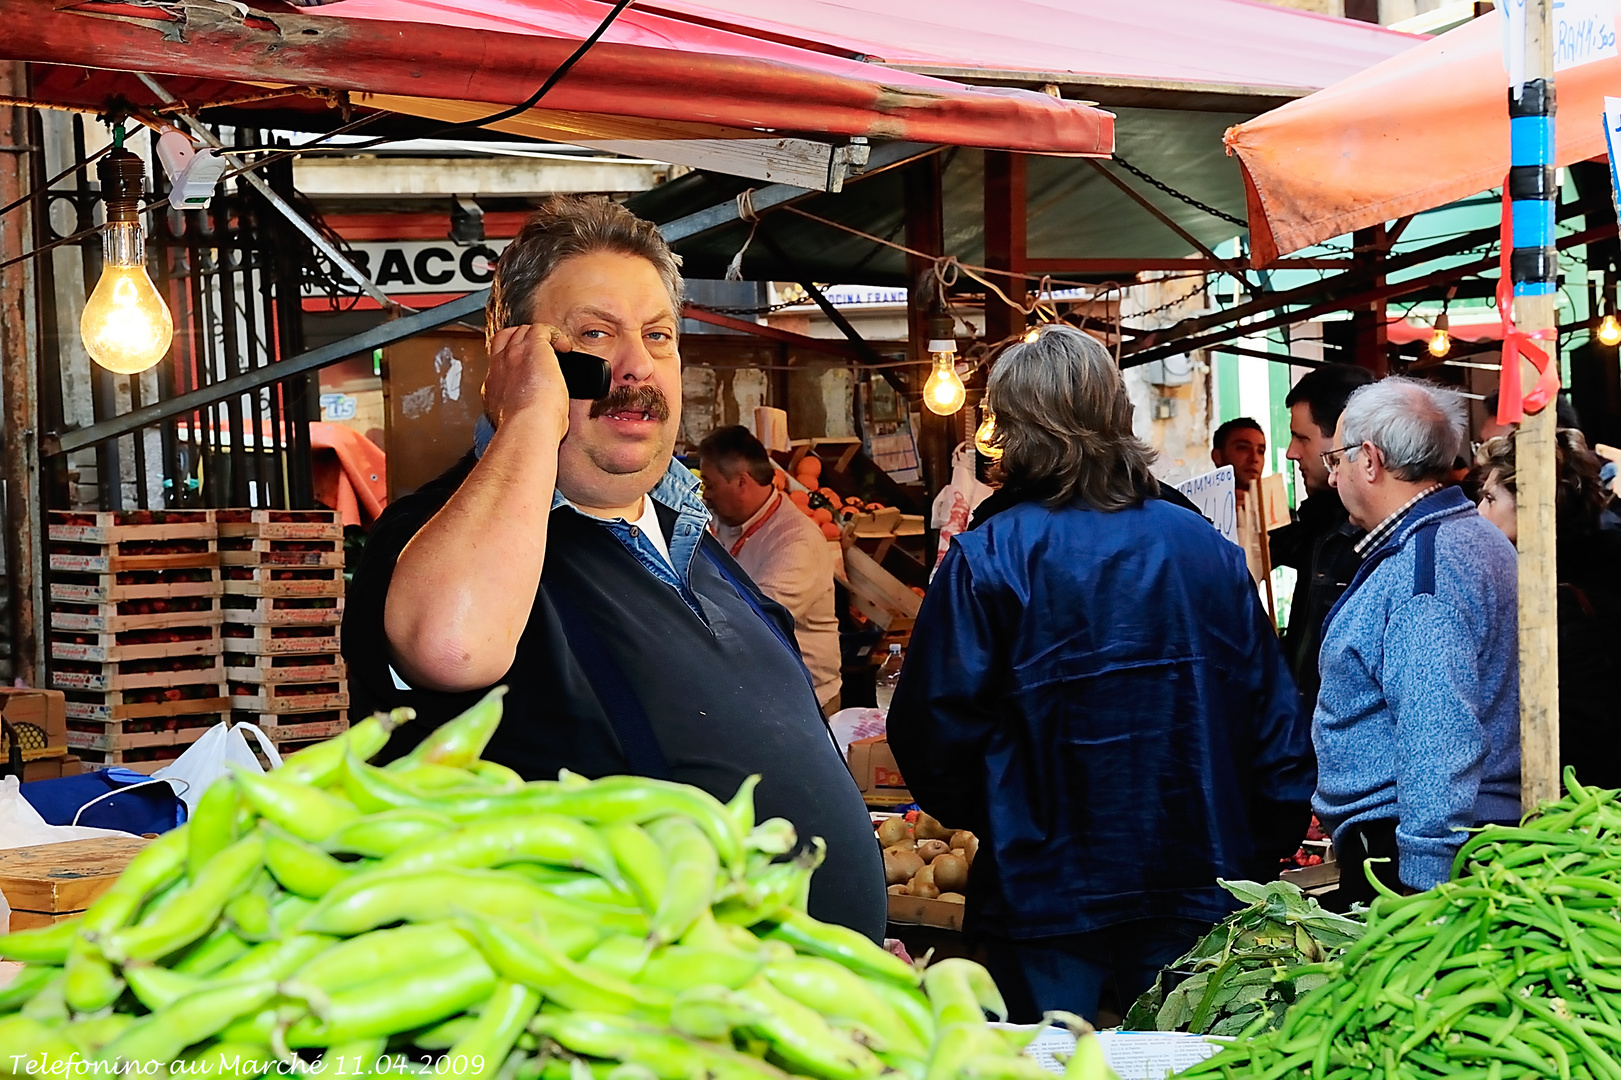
[724,188,761,282]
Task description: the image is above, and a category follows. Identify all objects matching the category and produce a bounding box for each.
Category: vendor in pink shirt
[699,426,843,713]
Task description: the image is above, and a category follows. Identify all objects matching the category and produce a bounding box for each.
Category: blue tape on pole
[1511,198,1555,249]
[1510,115,1555,167]
[1514,280,1558,297]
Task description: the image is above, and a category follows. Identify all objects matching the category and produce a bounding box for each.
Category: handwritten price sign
[1555,0,1617,71]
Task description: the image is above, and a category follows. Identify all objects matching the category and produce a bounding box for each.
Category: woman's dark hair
[1471,427,1610,530]
[985,324,1156,512]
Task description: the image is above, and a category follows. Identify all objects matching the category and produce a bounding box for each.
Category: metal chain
[1111,154,1249,230]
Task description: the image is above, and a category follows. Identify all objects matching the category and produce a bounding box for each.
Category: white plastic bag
[0,775,130,851]
[931,441,993,573]
[152,721,282,814]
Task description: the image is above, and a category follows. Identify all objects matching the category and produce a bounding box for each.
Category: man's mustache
[588,383,672,421]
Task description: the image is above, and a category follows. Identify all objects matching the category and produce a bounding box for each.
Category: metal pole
[1513,0,1561,810]
[0,65,42,686]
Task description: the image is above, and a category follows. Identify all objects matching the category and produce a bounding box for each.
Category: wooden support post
[1515,0,1561,811]
[983,151,1028,346]
[0,64,41,686]
[905,154,953,497]
[1350,223,1390,376]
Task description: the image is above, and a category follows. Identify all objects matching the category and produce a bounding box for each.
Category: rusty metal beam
[681,305,867,362]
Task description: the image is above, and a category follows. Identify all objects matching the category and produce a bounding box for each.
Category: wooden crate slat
[51,633,220,664]
[222,595,344,626]
[73,744,189,766]
[226,656,345,684]
[218,522,342,540]
[51,577,221,603]
[50,610,224,633]
[219,548,344,568]
[221,628,342,654]
[229,690,349,714]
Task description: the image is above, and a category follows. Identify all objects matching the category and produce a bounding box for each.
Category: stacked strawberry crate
[218,510,349,752]
[47,510,229,768]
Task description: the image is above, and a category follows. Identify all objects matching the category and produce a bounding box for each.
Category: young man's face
[529,251,682,508]
[1213,426,1267,486]
[1285,402,1336,496]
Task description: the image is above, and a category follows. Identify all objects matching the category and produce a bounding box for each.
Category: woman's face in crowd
[1477,472,1518,546]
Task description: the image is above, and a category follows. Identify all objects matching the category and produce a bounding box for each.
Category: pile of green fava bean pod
[1180,770,1621,1080]
[0,689,1117,1080]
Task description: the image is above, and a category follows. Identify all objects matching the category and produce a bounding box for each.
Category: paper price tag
[1175,465,1238,547]
[1556,0,1618,71]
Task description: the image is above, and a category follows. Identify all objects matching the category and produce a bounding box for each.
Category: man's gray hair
[1340,376,1467,482]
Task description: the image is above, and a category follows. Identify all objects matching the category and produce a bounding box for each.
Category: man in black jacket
[342,196,884,939]
[1269,365,1373,708]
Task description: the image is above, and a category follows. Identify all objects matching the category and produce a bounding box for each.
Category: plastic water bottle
[875,644,904,713]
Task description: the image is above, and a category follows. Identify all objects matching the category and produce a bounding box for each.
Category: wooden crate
[222,565,343,598]
[843,546,922,632]
[221,623,341,655]
[49,539,218,574]
[67,713,220,751]
[222,595,344,626]
[52,653,224,693]
[50,566,221,603]
[219,536,343,568]
[64,688,230,723]
[226,653,345,684]
[237,710,349,743]
[0,835,151,928]
[216,509,341,541]
[48,510,215,545]
[72,743,188,767]
[229,680,348,714]
[50,595,222,633]
[51,627,220,664]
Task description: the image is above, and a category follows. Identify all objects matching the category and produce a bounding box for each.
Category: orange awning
[1225,14,1619,265]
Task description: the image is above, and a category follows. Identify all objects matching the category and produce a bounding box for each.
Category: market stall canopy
[1225,12,1616,265]
[4,0,1112,155]
[624,0,1422,285]
[640,0,1419,110]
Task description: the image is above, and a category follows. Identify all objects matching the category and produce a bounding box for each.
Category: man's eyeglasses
[1320,445,1356,473]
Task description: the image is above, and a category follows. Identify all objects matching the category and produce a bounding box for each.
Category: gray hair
[1340,376,1467,482]
[986,324,1157,512]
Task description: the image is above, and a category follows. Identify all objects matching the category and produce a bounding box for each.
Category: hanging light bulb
[1426,310,1451,358]
[973,405,1002,459]
[80,139,173,375]
[922,314,966,416]
[1599,314,1621,347]
[1598,288,1621,347]
[1022,325,1040,344]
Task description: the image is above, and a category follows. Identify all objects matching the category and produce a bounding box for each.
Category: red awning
[1225,14,1620,264]
[639,0,1420,96]
[5,0,1113,155]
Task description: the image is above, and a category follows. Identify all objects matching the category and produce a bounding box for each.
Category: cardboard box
[0,687,68,758]
[20,753,80,783]
[847,736,911,803]
[887,892,965,931]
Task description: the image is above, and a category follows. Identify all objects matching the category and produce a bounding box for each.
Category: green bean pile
[1181,771,1621,1080]
[0,690,1113,1080]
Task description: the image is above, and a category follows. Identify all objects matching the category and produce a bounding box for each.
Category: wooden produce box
[49,597,222,634]
[226,653,346,684]
[64,688,230,723]
[0,687,68,760]
[222,565,344,598]
[49,567,221,604]
[222,624,343,655]
[0,835,149,930]
[887,892,965,931]
[49,540,218,575]
[66,713,222,752]
[51,627,221,665]
[221,595,344,627]
[47,510,214,545]
[847,735,912,805]
[218,537,344,567]
[237,710,349,743]
[843,547,922,633]
[51,654,225,693]
[229,679,348,714]
[215,509,342,541]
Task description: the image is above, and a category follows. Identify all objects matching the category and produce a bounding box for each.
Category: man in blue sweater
[1315,376,1520,907]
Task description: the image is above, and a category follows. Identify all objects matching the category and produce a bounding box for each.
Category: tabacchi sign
[304,240,512,297]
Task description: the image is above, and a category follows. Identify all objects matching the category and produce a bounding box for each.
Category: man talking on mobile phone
[342,196,884,939]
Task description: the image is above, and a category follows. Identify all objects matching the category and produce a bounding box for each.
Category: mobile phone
[558,350,611,400]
